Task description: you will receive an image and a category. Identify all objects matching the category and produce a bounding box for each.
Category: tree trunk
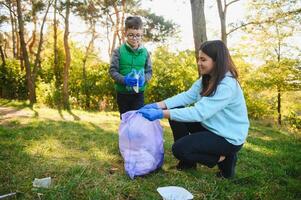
[277,37,281,125]
[63,0,71,109]
[0,44,5,98]
[53,0,60,90]
[14,6,20,56]
[82,57,88,108]
[110,31,117,56]
[108,7,118,56]
[16,0,36,104]
[14,14,23,70]
[216,0,227,45]
[32,0,52,83]
[121,0,126,43]
[0,45,5,66]
[190,0,207,76]
[3,36,8,58]
[113,3,122,46]
[28,15,37,55]
[82,24,96,109]
[106,17,111,56]
[8,1,17,58]
[277,87,281,125]
[0,33,5,65]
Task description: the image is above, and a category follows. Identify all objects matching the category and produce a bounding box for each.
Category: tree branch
[227,7,301,36]
[0,2,17,17]
[227,21,256,35]
[226,0,239,8]
[58,10,65,20]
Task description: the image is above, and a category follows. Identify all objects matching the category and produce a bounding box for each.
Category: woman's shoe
[217,153,237,178]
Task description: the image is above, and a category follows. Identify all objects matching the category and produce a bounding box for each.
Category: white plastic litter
[0,192,17,199]
[157,186,193,200]
[133,72,139,93]
[32,177,51,188]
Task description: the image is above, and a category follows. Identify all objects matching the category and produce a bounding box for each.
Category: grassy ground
[0,99,300,200]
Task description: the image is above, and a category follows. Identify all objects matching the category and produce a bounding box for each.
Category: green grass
[0,99,300,199]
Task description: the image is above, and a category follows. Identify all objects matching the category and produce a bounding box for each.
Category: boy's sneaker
[217,153,237,178]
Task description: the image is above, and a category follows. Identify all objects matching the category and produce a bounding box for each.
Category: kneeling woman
[139,40,249,178]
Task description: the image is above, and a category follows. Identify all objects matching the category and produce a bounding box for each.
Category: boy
[109,16,152,116]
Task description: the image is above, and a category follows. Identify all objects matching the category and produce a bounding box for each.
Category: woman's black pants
[169,120,243,177]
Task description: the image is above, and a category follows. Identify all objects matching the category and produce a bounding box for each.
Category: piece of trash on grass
[109,167,119,174]
[157,186,193,200]
[0,192,17,199]
[33,177,51,188]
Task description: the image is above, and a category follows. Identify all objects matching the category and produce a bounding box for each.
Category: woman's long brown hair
[199,40,238,96]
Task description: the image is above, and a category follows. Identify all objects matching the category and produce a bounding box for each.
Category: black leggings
[116,92,144,116]
[169,120,242,168]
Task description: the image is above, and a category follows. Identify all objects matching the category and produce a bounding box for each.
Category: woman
[138,40,249,178]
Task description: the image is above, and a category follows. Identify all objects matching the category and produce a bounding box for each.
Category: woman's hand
[138,108,170,121]
[140,101,167,110]
[138,108,163,121]
[141,103,159,110]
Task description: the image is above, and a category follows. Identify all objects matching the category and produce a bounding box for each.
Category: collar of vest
[124,42,145,53]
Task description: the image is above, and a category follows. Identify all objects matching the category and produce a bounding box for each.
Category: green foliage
[139,10,179,42]
[0,59,27,99]
[229,46,301,124]
[243,57,301,121]
[244,90,274,119]
[36,28,66,108]
[36,80,60,108]
[145,47,198,103]
[233,0,301,125]
[68,60,117,111]
[37,43,198,111]
[250,58,301,91]
[36,28,117,110]
[284,111,301,130]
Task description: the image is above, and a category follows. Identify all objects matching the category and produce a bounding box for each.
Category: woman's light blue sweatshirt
[164,73,249,145]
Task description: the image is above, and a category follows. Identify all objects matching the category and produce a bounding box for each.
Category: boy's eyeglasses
[127,33,143,39]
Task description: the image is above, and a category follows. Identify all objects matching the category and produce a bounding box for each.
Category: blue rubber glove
[124,75,137,87]
[141,103,159,110]
[138,108,163,121]
[138,74,145,87]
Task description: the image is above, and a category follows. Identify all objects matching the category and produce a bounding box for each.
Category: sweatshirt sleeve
[164,79,201,109]
[109,48,125,84]
[169,81,234,122]
[144,51,152,82]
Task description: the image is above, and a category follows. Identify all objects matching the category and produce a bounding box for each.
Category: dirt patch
[0,107,34,124]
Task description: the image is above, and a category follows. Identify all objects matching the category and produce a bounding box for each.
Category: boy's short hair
[125,16,143,30]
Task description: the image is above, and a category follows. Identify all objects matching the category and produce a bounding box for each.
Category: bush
[244,91,274,120]
[0,59,27,100]
[145,47,198,103]
[68,62,117,111]
[284,112,301,130]
[36,80,62,108]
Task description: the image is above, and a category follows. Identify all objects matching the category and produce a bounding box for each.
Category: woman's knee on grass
[172,141,189,161]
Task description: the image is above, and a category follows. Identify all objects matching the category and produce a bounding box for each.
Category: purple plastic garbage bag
[119,111,164,179]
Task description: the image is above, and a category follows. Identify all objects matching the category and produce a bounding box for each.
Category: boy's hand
[138,75,145,87]
[124,75,137,87]
[138,108,163,121]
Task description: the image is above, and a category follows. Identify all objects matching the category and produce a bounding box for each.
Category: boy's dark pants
[169,120,243,177]
[117,92,144,115]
